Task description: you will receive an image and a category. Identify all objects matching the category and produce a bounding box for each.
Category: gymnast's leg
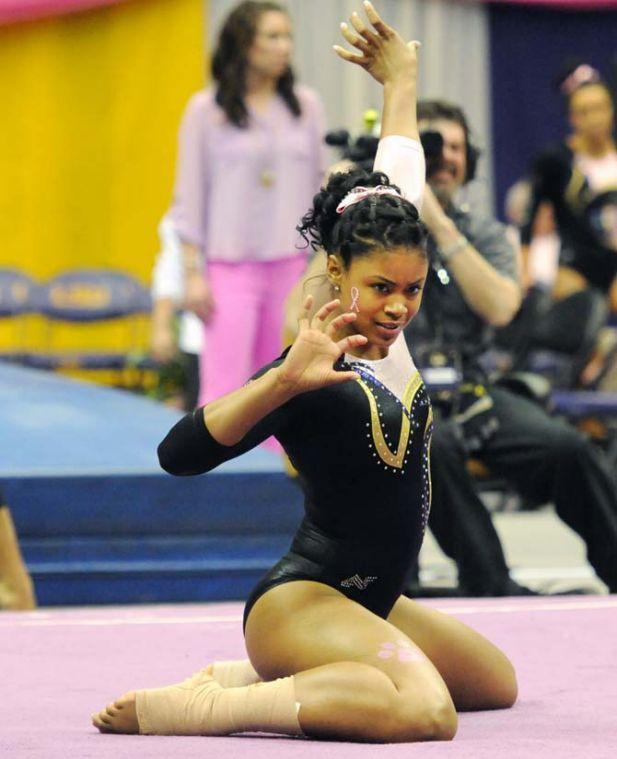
[387,595,518,711]
[92,581,457,742]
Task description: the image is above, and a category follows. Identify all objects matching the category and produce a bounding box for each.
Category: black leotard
[158,344,432,627]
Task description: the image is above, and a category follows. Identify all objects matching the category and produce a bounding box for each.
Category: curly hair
[212,1,300,128]
[297,168,427,268]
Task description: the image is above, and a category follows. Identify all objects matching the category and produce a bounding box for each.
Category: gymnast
[92,2,517,742]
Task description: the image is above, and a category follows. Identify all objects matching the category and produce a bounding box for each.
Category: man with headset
[407,100,617,596]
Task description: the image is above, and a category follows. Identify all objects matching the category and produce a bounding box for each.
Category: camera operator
[407,100,617,596]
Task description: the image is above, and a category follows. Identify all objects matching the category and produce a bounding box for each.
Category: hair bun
[297,168,397,253]
[297,167,425,266]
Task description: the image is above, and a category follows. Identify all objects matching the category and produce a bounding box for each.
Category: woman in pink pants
[170,1,327,407]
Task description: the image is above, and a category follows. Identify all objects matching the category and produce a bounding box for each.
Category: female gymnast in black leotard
[92,2,517,743]
[522,61,617,299]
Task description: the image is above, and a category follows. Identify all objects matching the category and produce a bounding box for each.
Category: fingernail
[340,21,347,29]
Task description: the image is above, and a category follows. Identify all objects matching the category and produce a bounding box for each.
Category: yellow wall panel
[0,0,205,281]
[0,0,206,364]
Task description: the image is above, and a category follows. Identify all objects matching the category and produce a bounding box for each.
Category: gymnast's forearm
[158,369,290,475]
[202,368,293,446]
[381,78,418,142]
[374,38,423,205]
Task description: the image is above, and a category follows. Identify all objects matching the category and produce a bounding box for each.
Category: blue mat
[0,363,303,605]
[0,361,282,476]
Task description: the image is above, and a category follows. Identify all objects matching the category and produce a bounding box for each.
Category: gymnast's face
[328,246,428,360]
[247,10,293,82]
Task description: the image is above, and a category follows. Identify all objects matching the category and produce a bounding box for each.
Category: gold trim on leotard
[424,406,433,514]
[355,371,423,469]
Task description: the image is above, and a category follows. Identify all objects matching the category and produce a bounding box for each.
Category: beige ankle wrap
[135,669,303,737]
[211,659,261,688]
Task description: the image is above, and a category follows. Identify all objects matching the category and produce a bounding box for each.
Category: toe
[117,690,137,706]
[91,691,140,734]
[92,712,112,732]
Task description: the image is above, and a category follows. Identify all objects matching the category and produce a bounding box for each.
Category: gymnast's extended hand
[202,296,365,446]
[334,0,419,87]
[276,296,367,395]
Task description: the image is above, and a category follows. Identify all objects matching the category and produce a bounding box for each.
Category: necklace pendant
[260,169,275,187]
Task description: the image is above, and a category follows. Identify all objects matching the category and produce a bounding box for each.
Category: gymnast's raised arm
[335,2,419,141]
[282,2,424,336]
[335,2,424,207]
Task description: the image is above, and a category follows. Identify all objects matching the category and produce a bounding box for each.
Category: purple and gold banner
[0,0,130,26]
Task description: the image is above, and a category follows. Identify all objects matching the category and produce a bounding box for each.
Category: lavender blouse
[170,86,327,263]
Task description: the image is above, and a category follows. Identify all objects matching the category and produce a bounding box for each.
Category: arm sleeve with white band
[374,136,425,211]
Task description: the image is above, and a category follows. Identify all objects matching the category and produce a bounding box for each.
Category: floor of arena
[3,595,616,758]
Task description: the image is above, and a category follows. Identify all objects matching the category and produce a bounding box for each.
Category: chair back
[0,268,38,318]
[37,269,150,322]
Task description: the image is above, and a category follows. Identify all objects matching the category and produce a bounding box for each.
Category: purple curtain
[488,0,617,219]
[0,0,129,26]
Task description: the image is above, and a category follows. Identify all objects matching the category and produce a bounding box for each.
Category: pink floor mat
[2,596,616,758]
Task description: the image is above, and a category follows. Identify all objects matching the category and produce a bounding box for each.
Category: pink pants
[199,256,306,407]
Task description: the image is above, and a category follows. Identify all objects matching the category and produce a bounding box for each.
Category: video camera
[324,109,445,175]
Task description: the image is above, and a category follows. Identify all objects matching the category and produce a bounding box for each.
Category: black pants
[427,387,617,593]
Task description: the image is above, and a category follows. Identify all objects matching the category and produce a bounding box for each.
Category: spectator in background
[403,99,617,597]
[519,60,617,386]
[504,178,559,292]
[170,1,327,408]
[492,177,561,373]
[150,214,203,411]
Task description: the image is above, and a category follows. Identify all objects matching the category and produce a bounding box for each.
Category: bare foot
[91,670,215,735]
[92,691,139,733]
